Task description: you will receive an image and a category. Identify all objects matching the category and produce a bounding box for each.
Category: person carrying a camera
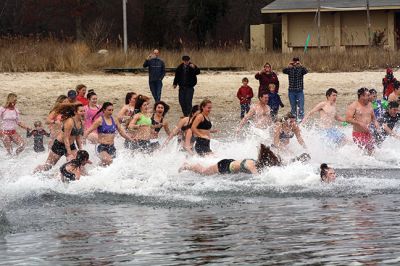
[283,57,308,121]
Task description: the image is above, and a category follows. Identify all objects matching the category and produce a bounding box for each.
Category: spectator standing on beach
[383,68,398,100]
[143,49,165,102]
[173,55,200,117]
[283,57,308,121]
[236,77,254,119]
[267,83,284,121]
[255,63,279,96]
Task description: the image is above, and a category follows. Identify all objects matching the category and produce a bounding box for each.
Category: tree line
[0,0,273,50]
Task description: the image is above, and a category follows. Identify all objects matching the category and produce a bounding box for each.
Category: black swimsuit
[60,163,76,181]
[151,114,163,133]
[197,116,212,130]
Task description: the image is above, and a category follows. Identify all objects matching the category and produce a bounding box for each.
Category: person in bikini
[179,144,282,175]
[191,99,217,156]
[345,87,380,155]
[237,91,273,132]
[163,105,200,154]
[302,88,347,146]
[273,112,307,153]
[117,92,137,124]
[34,104,85,172]
[85,102,133,166]
[46,95,69,148]
[0,93,30,156]
[59,150,91,182]
[150,101,171,150]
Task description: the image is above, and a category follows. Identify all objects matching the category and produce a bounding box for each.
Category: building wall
[250,24,274,51]
[341,10,388,46]
[287,12,334,47]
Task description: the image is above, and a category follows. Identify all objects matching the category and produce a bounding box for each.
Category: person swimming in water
[179,144,282,175]
[59,150,91,182]
[320,163,336,183]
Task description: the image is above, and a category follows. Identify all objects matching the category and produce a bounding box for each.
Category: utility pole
[366,0,371,47]
[123,0,128,54]
[317,0,321,49]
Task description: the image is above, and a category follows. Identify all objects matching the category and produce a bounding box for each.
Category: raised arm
[302,102,324,124]
[237,106,256,132]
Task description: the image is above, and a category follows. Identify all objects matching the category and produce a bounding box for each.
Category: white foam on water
[1,123,400,205]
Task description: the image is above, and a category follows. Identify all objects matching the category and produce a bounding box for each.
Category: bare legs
[99,151,113,166]
[179,162,219,175]
[1,133,25,155]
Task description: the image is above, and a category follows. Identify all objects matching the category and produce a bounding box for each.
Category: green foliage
[184,0,228,46]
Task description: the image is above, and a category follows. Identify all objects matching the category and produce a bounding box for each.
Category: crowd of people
[1,51,399,183]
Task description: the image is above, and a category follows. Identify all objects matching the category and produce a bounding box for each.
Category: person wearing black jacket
[173,55,200,116]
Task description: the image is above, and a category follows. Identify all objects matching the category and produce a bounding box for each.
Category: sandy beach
[0,70,396,129]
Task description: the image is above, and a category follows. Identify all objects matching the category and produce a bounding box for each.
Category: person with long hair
[46,95,69,148]
[125,95,154,153]
[273,112,307,152]
[34,104,85,172]
[84,90,101,144]
[255,62,280,95]
[0,93,30,155]
[117,92,137,124]
[191,99,217,156]
[76,84,88,105]
[84,102,133,166]
[163,105,200,153]
[320,163,336,183]
[179,144,281,175]
[60,150,91,182]
[150,101,171,150]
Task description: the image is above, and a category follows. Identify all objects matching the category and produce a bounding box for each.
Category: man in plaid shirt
[283,57,308,121]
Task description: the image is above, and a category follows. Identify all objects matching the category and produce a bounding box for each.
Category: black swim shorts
[217,159,235,174]
[97,143,117,158]
[51,139,77,157]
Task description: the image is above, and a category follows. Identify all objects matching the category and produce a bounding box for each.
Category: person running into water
[85,102,133,166]
[0,93,30,156]
[27,121,50,153]
[383,68,398,100]
[60,150,91,182]
[273,112,307,152]
[126,95,154,153]
[302,88,347,146]
[345,88,380,155]
[34,104,85,173]
[191,99,216,156]
[84,90,101,144]
[163,105,200,154]
[75,84,88,105]
[46,95,69,148]
[387,82,400,103]
[237,91,273,132]
[236,77,254,119]
[320,163,336,183]
[150,101,171,150]
[117,92,137,124]
[369,88,387,120]
[179,144,282,175]
[374,101,400,146]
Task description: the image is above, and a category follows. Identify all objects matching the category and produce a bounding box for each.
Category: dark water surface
[1,192,400,265]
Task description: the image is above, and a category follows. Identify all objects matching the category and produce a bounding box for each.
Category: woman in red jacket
[255,62,279,96]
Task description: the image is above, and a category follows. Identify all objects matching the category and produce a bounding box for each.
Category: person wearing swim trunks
[237,91,273,132]
[34,104,85,173]
[84,90,101,144]
[191,99,218,156]
[0,93,30,155]
[179,144,282,175]
[46,95,69,148]
[150,101,171,150]
[60,150,91,182]
[126,95,154,153]
[163,105,200,154]
[273,112,307,152]
[117,92,138,125]
[346,88,381,155]
[302,88,347,146]
[320,163,336,183]
[85,102,133,166]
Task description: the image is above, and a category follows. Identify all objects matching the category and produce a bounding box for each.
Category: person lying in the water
[320,163,336,183]
[179,144,310,175]
[59,150,91,182]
